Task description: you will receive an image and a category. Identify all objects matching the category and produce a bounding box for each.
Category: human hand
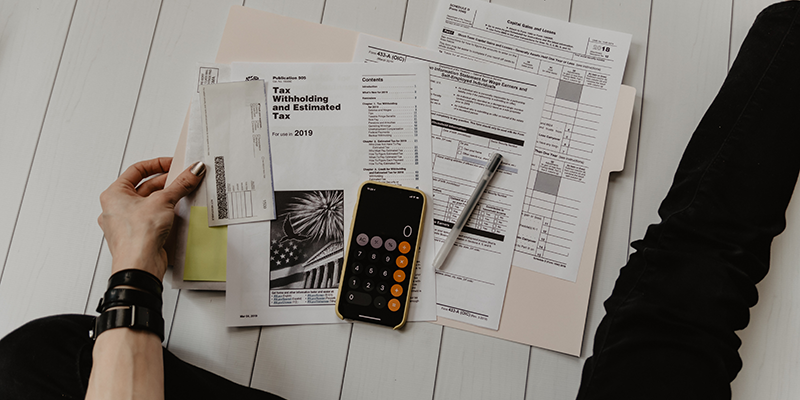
[98,158,205,281]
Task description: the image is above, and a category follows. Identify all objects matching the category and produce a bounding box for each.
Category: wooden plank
[629,0,731,243]
[167,290,261,385]
[118,0,244,169]
[244,0,326,23]
[526,346,582,399]
[0,0,161,337]
[433,328,529,400]
[491,0,572,20]
[732,198,800,398]
[340,322,442,400]
[251,324,353,399]
[83,0,243,340]
[0,0,74,294]
[322,0,408,40]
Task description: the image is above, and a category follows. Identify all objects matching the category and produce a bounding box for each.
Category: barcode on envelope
[214,156,228,219]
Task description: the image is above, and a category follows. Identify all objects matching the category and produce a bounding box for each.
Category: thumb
[161,161,206,205]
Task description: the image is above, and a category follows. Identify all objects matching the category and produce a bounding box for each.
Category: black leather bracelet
[107,269,163,296]
[96,288,163,314]
[92,305,165,342]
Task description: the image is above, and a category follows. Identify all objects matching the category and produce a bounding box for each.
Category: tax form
[427,0,631,282]
[224,62,437,326]
[354,35,547,330]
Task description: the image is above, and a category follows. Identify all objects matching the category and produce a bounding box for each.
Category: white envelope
[200,80,276,226]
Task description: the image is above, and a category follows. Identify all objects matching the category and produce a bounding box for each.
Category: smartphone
[335,181,426,329]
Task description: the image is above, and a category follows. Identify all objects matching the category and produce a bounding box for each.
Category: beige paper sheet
[167,6,636,356]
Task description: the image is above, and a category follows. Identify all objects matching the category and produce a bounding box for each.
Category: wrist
[93,306,165,342]
[111,253,166,281]
[94,322,163,347]
[93,269,165,341]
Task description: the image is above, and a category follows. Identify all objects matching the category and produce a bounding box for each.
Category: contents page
[224,62,436,326]
[355,34,547,330]
[427,0,631,281]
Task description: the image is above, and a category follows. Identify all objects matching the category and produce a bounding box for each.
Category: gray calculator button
[363,279,374,292]
[377,282,388,294]
[346,291,372,306]
[370,236,383,249]
[384,238,397,251]
[348,276,360,289]
[374,296,386,309]
[351,263,363,275]
[356,233,369,246]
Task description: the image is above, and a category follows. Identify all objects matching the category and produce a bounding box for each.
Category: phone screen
[336,182,425,328]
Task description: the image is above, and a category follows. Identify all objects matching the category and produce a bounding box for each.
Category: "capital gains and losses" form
[427,0,631,282]
[355,34,547,330]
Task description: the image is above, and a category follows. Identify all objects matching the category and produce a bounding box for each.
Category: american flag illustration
[269,190,344,290]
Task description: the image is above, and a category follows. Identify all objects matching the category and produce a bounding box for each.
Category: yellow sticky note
[184,206,227,281]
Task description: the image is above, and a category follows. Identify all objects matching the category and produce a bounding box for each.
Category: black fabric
[0,314,285,400]
[578,2,800,399]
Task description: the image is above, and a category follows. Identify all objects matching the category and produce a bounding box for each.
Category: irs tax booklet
[225,62,436,326]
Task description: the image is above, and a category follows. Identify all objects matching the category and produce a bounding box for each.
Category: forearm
[86,258,166,400]
[86,326,164,400]
[88,158,204,400]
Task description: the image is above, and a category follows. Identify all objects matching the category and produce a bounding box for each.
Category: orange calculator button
[391,284,403,297]
[398,241,411,254]
[393,269,406,283]
[388,299,401,312]
[396,255,408,268]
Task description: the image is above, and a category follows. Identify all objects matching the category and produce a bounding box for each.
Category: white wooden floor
[1,0,798,398]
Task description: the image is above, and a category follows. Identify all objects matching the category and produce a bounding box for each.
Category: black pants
[579,2,800,399]
[0,314,284,399]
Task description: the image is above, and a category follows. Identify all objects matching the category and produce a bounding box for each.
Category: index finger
[117,157,173,187]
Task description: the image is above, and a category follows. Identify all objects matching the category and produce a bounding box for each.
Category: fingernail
[190,161,206,177]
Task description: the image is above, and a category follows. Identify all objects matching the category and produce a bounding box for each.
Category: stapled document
[427,0,632,282]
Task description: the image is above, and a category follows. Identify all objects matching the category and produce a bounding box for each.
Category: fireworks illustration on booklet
[269,190,344,290]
